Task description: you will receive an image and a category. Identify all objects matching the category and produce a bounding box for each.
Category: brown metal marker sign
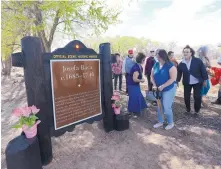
[50,59,101,130]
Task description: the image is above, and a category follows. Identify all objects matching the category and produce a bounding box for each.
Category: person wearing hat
[122,49,135,94]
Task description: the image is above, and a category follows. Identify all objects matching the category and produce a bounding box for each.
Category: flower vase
[22,120,41,139]
[114,107,121,115]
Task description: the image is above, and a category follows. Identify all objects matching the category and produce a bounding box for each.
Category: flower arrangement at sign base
[12,105,41,139]
[111,91,122,115]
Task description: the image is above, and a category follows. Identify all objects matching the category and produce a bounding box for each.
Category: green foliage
[1,0,121,55]
[1,2,23,60]
[85,36,165,57]
[13,114,39,129]
[115,100,121,108]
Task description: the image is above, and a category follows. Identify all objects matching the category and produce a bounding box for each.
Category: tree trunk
[2,55,12,76]
[1,57,5,72]
[38,35,51,52]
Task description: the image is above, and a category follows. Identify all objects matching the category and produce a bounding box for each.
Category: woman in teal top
[151,49,177,130]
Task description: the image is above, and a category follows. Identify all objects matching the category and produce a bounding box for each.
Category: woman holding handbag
[151,49,177,130]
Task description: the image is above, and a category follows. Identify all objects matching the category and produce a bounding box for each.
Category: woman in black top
[177,45,208,117]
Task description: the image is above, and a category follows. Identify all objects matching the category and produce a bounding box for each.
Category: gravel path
[1,68,221,169]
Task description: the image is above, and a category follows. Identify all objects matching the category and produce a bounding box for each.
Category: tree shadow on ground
[1,121,167,169]
[135,95,221,167]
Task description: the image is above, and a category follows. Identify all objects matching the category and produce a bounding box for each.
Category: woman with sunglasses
[177,45,208,117]
[127,52,147,117]
[151,49,177,130]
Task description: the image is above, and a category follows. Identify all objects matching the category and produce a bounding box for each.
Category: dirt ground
[1,67,221,169]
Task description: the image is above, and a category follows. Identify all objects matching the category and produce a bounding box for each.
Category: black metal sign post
[11,36,115,166]
[12,37,53,165]
[99,43,115,132]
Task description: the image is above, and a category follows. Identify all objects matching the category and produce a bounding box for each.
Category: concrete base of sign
[114,113,130,131]
[6,134,42,169]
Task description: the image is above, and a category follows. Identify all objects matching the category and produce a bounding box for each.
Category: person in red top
[211,56,221,105]
[112,53,123,91]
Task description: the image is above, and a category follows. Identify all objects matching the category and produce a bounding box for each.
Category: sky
[103,0,221,46]
[52,0,221,50]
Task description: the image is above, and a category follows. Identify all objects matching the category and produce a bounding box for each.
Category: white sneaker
[153,122,163,128]
[165,123,174,130]
[130,113,137,118]
[133,114,138,118]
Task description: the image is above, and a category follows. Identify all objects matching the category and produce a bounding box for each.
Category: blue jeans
[157,86,176,124]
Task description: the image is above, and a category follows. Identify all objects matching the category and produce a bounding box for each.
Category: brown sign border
[50,59,102,130]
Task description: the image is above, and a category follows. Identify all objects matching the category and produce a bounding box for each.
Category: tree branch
[7,43,21,46]
[57,19,85,27]
[33,4,50,52]
[48,10,60,47]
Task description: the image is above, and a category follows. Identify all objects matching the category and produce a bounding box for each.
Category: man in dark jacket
[145,50,156,91]
[177,45,208,117]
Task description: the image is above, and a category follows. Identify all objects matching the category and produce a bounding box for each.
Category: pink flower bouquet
[111,93,122,115]
[113,91,120,96]
[12,105,41,138]
[111,95,120,101]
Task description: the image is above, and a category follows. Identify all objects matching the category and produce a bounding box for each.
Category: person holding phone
[151,49,177,130]
[127,52,147,117]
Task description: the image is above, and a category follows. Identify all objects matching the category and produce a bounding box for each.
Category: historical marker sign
[50,59,101,130]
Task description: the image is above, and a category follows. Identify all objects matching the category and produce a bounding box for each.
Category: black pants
[114,74,122,90]
[125,73,129,93]
[146,74,153,91]
[217,91,221,103]
[184,83,203,113]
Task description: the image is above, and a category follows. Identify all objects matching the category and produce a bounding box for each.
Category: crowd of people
[111,45,221,130]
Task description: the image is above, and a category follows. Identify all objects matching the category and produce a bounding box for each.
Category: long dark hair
[136,52,146,63]
[158,49,170,63]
